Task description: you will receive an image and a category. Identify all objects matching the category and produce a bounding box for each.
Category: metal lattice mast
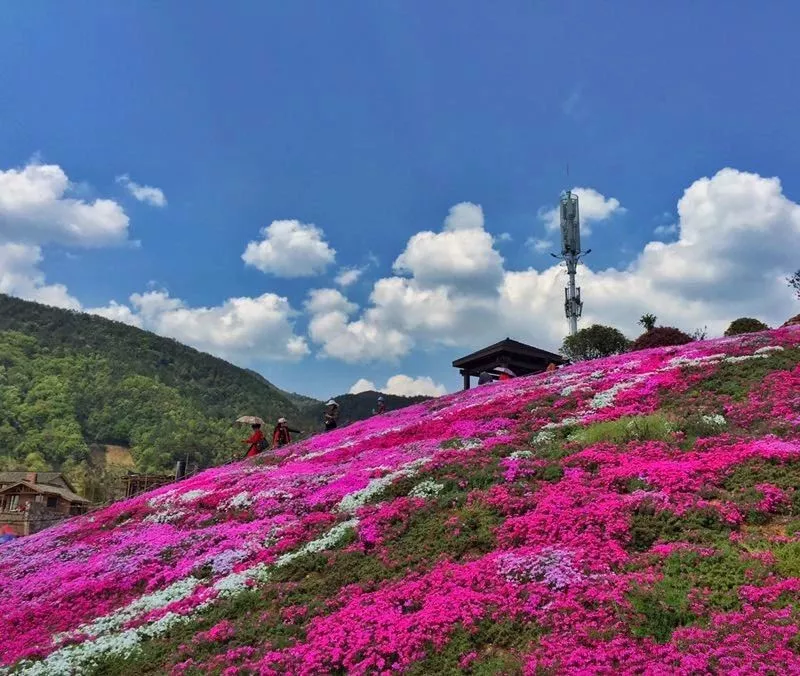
[551,190,591,337]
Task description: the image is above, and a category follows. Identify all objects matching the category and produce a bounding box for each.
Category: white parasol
[236,415,265,425]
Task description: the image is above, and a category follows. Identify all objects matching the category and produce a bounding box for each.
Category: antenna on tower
[550,189,591,337]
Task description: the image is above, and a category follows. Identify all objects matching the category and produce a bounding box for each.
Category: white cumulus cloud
[0,242,81,310]
[128,289,309,361]
[116,174,167,207]
[0,162,130,247]
[349,374,446,397]
[242,220,336,277]
[334,266,365,287]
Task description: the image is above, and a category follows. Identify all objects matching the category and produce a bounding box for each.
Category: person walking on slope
[324,399,340,431]
[375,395,386,415]
[272,418,302,449]
[242,423,266,459]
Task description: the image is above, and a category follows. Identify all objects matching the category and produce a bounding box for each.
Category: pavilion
[452,337,567,390]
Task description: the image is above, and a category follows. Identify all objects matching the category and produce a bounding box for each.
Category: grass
[568,413,674,446]
[693,347,800,401]
[628,505,733,552]
[406,618,542,676]
[627,546,769,642]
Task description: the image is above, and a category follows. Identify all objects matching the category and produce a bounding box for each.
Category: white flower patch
[178,489,209,504]
[532,430,556,445]
[146,489,177,509]
[702,414,727,427]
[409,480,445,499]
[274,518,358,567]
[590,376,647,410]
[220,492,254,511]
[206,548,251,575]
[53,576,202,644]
[509,450,534,460]
[668,353,726,368]
[724,354,769,364]
[755,345,785,355]
[22,518,361,675]
[336,457,430,513]
[462,438,483,450]
[142,508,187,525]
[213,563,271,597]
[255,487,293,502]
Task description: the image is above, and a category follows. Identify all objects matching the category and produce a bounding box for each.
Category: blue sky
[1,2,799,400]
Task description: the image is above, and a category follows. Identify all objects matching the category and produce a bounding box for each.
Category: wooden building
[0,472,89,536]
[452,337,566,390]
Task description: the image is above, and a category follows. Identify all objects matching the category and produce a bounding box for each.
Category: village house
[0,472,89,536]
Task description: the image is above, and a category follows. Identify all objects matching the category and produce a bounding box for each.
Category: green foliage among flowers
[560,323,631,361]
[724,317,770,336]
[2,326,800,674]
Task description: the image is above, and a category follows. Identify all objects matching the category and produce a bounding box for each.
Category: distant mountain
[303,391,432,427]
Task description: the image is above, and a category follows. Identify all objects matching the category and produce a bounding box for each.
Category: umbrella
[495,367,516,377]
[236,415,265,426]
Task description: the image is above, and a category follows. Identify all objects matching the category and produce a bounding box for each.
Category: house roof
[452,337,566,369]
[0,481,89,504]
[0,472,77,492]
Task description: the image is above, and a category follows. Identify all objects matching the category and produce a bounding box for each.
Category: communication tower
[551,190,591,336]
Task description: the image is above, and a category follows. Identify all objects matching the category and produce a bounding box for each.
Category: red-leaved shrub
[629,327,693,352]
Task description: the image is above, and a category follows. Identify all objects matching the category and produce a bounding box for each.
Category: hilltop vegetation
[2,326,799,674]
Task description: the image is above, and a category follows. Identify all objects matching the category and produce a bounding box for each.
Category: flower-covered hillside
[2,328,800,675]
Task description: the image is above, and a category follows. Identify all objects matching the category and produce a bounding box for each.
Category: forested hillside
[0,295,318,496]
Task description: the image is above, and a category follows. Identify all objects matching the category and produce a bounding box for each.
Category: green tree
[724,318,769,337]
[639,314,657,332]
[561,324,631,362]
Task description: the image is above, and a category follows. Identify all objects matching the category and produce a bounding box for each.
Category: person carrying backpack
[272,417,302,449]
[324,399,340,431]
[242,423,266,458]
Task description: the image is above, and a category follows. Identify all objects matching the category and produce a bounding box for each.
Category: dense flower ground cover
[2,327,800,675]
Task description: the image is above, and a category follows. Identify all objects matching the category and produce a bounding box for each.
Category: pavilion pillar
[461,369,471,390]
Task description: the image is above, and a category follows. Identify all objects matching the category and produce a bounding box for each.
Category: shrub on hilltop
[630,326,693,351]
[560,324,631,361]
[724,317,770,337]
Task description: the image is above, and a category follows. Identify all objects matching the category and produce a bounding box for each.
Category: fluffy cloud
[393,202,504,294]
[305,168,800,363]
[0,162,130,247]
[87,300,144,327]
[127,290,309,361]
[0,243,81,310]
[334,266,365,287]
[116,174,167,207]
[538,187,625,236]
[349,374,447,397]
[526,237,554,253]
[242,220,336,277]
[305,288,410,363]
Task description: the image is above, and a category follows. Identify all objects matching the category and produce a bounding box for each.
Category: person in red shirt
[272,417,302,449]
[242,424,265,458]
